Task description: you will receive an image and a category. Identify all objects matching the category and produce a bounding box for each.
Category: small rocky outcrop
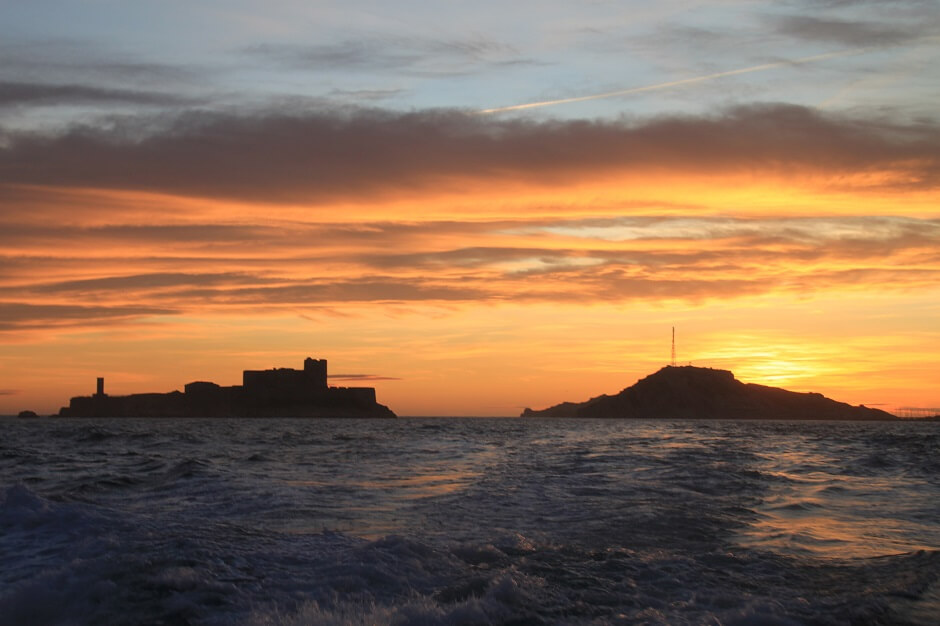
[522,365,896,420]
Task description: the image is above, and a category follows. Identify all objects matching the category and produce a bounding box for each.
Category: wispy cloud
[244,35,535,77]
[0,41,204,88]
[770,15,929,46]
[327,87,404,102]
[1,213,936,334]
[328,374,402,382]
[28,272,266,294]
[789,0,936,9]
[0,81,197,108]
[0,303,179,332]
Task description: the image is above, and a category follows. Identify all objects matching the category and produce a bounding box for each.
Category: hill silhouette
[521,365,895,420]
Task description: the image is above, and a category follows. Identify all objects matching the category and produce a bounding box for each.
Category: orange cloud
[3,211,938,326]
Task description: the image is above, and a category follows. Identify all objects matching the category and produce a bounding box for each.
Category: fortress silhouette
[59,357,396,418]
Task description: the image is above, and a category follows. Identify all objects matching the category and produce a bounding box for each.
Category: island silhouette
[59,357,396,418]
[522,365,896,420]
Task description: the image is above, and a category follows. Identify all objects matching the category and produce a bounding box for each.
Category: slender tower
[671,327,676,367]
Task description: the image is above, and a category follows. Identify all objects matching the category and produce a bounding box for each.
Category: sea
[1,417,938,626]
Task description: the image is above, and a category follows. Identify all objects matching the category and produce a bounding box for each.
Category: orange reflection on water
[354,472,481,499]
[281,469,481,539]
[286,471,479,499]
[738,472,934,559]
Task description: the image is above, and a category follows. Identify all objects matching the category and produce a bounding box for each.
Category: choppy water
[1,417,938,625]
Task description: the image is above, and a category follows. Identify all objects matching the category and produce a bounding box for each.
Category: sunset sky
[2,1,938,416]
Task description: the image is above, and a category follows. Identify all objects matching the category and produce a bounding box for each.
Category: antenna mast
[671,326,676,367]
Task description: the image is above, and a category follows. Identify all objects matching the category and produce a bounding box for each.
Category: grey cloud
[247,40,417,71]
[327,88,405,102]
[244,35,535,76]
[0,41,202,87]
[0,389,19,396]
[579,273,765,302]
[771,15,926,46]
[2,104,938,202]
[0,223,283,245]
[0,81,197,109]
[631,23,743,56]
[170,280,491,305]
[787,0,935,8]
[7,274,493,307]
[500,263,938,303]
[163,274,765,306]
[29,273,266,294]
[363,246,560,269]
[354,216,940,271]
[787,267,940,292]
[0,220,507,253]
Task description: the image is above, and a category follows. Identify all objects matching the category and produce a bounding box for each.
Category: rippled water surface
[1,417,938,625]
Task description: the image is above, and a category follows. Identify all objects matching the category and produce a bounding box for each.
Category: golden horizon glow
[2,105,939,416]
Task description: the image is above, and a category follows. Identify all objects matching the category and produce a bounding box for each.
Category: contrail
[478,47,874,114]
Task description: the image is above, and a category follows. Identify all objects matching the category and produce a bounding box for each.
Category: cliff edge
[521,365,895,420]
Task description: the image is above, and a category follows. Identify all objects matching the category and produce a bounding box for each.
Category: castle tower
[303,358,328,388]
[96,377,105,397]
